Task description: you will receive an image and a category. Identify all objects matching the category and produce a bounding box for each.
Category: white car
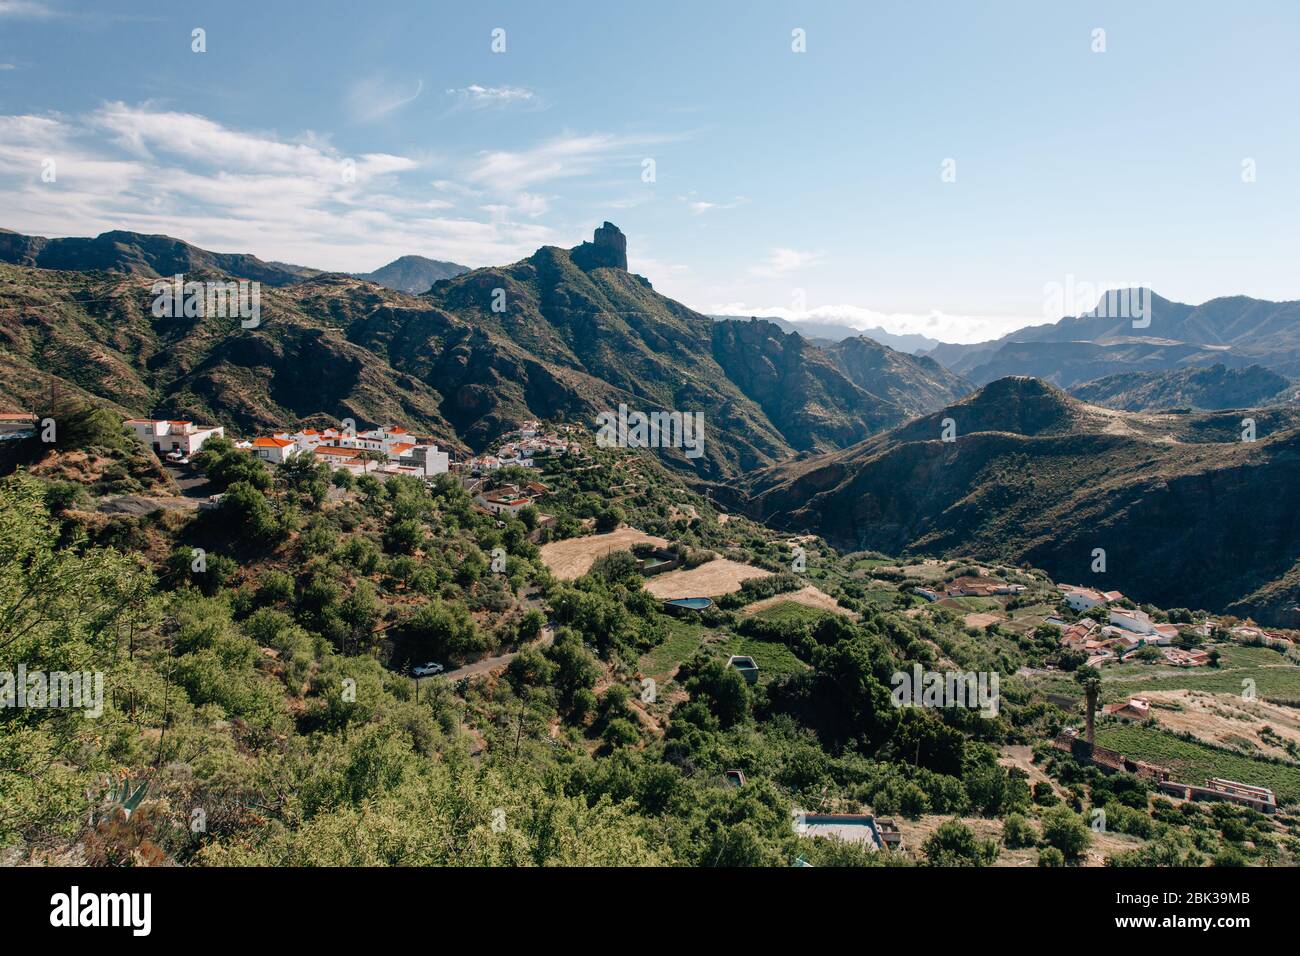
[412,662,444,677]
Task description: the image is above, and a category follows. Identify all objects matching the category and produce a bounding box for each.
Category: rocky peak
[571,221,628,271]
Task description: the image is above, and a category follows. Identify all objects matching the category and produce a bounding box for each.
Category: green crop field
[1095,724,1300,804]
[640,617,709,680]
[717,635,808,680]
[750,601,835,626]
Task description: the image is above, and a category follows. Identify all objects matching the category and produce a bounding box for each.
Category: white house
[251,435,299,464]
[126,419,224,456]
[475,487,534,517]
[1059,584,1117,613]
[398,443,450,477]
[1109,607,1154,635]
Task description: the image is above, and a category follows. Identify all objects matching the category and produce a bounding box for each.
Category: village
[913,575,1294,670]
[29,411,587,523]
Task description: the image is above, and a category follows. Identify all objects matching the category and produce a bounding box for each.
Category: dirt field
[963,611,1006,629]
[742,585,855,619]
[539,528,667,580]
[643,559,772,599]
[1143,689,1300,761]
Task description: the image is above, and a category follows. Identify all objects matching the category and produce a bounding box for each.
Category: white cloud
[466,131,673,192]
[0,105,558,271]
[0,63,18,70]
[445,85,539,109]
[747,247,824,277]
[0,1,56,18]
[706,301,1038,345]
[344,75,423,123]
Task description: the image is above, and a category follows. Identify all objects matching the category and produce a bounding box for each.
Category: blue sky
[2,0,1298,343]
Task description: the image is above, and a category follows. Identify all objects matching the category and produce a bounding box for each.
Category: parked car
[412,662,444,677]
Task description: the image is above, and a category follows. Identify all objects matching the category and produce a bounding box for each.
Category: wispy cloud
[747,247,824,277]
[466,131,675,192]
[681,194,748,215]
[0,0,57,18]
[445,84,540,110]
[345,75,423,123]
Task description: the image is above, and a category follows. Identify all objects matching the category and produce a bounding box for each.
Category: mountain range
[1070,363,1295,412]
[4,222,1299,620]
[0,222,964,480]
[711,314,942,353]
[732,377,1300,624]
[926,290,1300,388]
[0,227,470,297]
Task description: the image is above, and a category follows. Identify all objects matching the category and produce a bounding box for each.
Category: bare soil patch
[742,585,855,619]
[1143,689,1300,761]
[643,559,771,599]
[539,527,667,580]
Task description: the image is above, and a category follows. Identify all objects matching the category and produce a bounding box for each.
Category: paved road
[437,626,555,682]
[164,464,212,498]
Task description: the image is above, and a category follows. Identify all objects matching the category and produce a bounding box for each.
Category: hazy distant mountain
[354,255,469,294]
[734,376,1300,623]
[710,314,941,353]
[1070,364,1295,411]
[926,290,1300,385]
[0,227,306,286]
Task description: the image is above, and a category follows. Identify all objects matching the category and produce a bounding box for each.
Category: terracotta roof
[253,436,295,448]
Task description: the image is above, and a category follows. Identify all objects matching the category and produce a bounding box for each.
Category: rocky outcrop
[570,221,628,271]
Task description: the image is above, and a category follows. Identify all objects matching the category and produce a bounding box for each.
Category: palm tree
[356,449,388,473]
[1075,665,1102,746]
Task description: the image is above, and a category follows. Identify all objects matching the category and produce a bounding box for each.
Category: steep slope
[1071,364,1295,411]
[0,223,919,480]
[419,223,913,476]
[824,335,972,417]
[354,255,469,294]
[737,377,1300,622]
[0,263,467,447]
[0,228,305,286]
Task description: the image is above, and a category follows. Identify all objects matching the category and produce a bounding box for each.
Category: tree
[218,481,280,544]
[356,449,388,474]
[1040,804,1091,861]
[1002,813,1037,849]
[1037,846,1065,867]
[1075,665,1102,744]
[594,506,623,533]
[921,819,998,866]
[406,599,487,662]
[685,658,750,728]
